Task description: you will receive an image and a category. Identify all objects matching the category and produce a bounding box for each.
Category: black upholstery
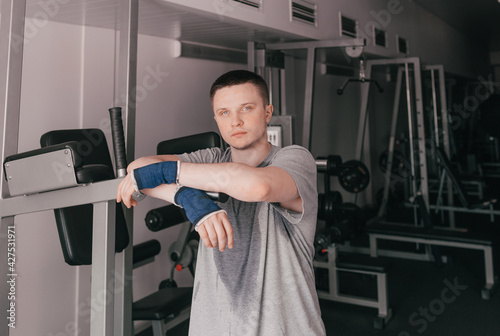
[336,254,391,273]
[133,287,194,320]
[133,240,162,265]
[157,131,221,156]
[40,129,130,265]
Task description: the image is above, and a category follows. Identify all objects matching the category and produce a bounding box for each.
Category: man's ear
[265,104,274,123]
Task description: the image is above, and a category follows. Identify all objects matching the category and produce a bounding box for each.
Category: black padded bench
[314,244,392,329]
[133,287,193,335]
[366,222,496,299]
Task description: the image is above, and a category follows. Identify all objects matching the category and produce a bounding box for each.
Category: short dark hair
[210,70,269,105]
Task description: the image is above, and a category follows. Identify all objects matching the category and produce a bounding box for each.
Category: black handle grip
[109,107,128,177]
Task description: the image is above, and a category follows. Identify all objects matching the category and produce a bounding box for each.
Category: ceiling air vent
[397,36,409,54]
[340,14,358,38]
[374,27,387,47]
[232,0,261,9]
[291,0,317,26]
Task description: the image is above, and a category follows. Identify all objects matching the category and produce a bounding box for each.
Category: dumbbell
[316,155,370,193]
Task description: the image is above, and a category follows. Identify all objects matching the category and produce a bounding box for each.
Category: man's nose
[231,113,243,126]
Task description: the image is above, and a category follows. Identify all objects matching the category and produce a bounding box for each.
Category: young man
[117,70,326,335]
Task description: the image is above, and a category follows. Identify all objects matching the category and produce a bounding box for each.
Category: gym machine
[349,58,497,298]
[0,0,140,334]
[313,156,392,329]
[336,56,384,96]
[247,38,366,150]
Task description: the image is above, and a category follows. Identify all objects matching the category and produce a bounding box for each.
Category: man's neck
[231,140,271,167]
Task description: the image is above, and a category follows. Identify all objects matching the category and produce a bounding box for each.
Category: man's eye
[220,111,228,116]
[243,106,252,111]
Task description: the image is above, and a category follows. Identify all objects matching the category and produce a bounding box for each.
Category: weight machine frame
[0,0,138,335]
[356,57,429,220]
[247,38,366,151]
[421,65,456,227]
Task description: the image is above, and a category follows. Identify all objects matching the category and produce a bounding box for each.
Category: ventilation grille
[291,0,317,26]
[232,0,261,9]
[397,36,408,54]
[374,28,387,47]
[340,14,358,37]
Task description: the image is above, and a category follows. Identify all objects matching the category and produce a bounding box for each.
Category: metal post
[378,67,404,218]
[114,0,138,334]
[302,47,316,150]
[436,66,455,227]
[280,68,287,115]
[412,59,429,209]
[404,63,417,197]
[90,201,117,336]
[0,0,26,200]
[247,41,255,72]
[0,1,27,333]
[355,64,371,161]
[430,69,439,147]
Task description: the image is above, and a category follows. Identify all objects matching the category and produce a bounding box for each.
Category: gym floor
[139,212,500,336]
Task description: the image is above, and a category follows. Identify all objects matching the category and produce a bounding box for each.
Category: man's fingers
[196,212,234,251]
[212,219,227,252]
[197,225,213,248]
[203,220,219,248]
[222,215,234,249]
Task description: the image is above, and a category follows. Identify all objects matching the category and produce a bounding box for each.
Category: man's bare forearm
[178,162,299,203]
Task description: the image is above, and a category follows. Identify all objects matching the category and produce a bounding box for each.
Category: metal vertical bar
[404,63,417,197]
[430,69,439,147]
[267,67,273,107]
[377,273,389,316]
[247,41,255,72]
[114,0,138,335]
[0,216,15,336]
[0,0,26,199]
[328,245,339,297]
[378,67,404,218]
[484,246,495,287]
[90,201,117,336]
[436,65,455,227]
[413,59,429,208]
[302,47,316,150]
[280,68,287,115]
[355,62,372,160]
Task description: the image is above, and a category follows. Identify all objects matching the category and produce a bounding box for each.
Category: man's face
[212,83,272,150]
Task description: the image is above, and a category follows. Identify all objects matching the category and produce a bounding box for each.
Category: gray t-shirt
[178,145,326,336]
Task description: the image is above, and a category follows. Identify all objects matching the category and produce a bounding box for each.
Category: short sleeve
[269,145,318,224]
[176,147,222,164]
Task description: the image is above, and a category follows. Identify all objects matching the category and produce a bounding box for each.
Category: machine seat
[132,287,193,321]
[336,253,391,273]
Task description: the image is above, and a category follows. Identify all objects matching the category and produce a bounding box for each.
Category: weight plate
[338,160,370,193]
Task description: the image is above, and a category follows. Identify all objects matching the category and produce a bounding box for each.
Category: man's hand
[117,156,175,208]
[196,211,234,252]
[116,173,139,208]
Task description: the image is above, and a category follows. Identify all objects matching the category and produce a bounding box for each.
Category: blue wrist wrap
[174,187,222,226]
[133,161,177,190]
